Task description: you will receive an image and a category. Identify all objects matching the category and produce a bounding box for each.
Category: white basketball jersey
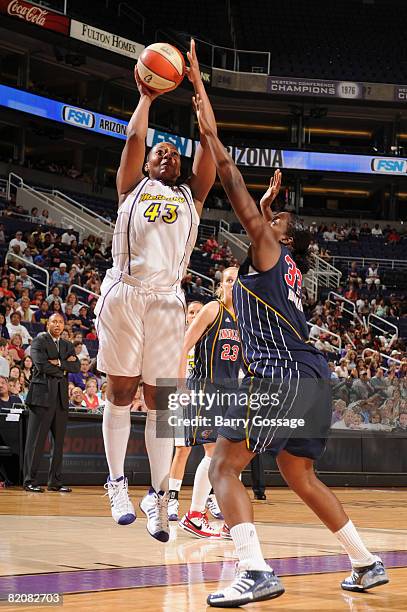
[112,178,199,286]
[186,347,195,377]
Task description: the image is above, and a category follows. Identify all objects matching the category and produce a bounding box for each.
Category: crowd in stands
[0,212,119,412]
[307,220,404,246]
[302,220,407,430]
[26,159,91,183]
[0,206,404,428]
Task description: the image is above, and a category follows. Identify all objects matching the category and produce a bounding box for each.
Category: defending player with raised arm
[191,94,292,273]
[193,93,388,608]
[259,169,282,222]
[96,42,217,543]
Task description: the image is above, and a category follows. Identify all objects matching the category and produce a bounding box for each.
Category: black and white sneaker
[341,558,389,592]
[207,567,284,607]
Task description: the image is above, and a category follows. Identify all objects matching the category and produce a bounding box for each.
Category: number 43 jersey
[234,246,324,376]
[189,301,241,384]
[112,177,199,286]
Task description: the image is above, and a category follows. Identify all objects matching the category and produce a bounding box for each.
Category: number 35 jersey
[189,301,241,384]
[112,177,199,287]
[234,246,324,376]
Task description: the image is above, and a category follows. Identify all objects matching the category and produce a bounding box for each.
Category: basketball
[137,42,185,92]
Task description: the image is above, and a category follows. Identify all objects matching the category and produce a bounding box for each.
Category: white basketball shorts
[95,268,186,385]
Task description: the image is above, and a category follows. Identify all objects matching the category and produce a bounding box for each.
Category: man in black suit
[23,313,80,493]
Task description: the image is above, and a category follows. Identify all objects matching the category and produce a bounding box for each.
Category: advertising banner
[1,84,406,176]
[70,19,144,60]
[267,77,363,99]
[0,0,69,35]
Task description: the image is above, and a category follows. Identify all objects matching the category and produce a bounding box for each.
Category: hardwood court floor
[0,487,406,611]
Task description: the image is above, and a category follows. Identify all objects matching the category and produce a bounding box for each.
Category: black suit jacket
[26,332,81,409]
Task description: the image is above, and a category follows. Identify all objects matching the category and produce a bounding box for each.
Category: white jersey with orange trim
[112,177,199,287]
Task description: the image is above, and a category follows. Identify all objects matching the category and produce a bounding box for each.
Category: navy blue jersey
[234,246,324,376]
[189,301,241,383]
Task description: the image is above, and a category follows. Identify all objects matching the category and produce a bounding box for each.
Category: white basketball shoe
[104,476,136,525]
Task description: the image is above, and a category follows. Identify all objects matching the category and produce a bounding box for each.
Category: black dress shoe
[254,491,267,500]
[24,484,44,493]
[47,486,72,493]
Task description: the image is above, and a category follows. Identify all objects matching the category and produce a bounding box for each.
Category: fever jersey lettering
[190,301,241,383]
[112,178,199,286]
[234,246,323,375]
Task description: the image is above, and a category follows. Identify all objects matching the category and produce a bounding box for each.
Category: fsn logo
[371,158,407,174]
[63,106,95,129]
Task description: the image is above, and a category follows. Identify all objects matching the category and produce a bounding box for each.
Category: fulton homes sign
[70,20,144,60]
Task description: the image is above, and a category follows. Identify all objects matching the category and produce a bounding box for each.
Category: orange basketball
[137,43,185,93]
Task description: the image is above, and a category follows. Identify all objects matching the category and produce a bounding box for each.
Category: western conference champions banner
[0,84,406,177]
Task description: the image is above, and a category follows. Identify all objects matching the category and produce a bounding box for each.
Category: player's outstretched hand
[192,93,213,137]
[134,65,162,101]
[260,170,282,211]
[186,39,202,88]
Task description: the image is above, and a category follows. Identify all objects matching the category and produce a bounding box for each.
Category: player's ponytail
[289,225,312,274]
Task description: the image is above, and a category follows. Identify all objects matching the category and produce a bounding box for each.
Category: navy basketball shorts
[183,380,238,446]
[218,359,332,461]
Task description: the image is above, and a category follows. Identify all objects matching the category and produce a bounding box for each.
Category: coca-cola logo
[7,0,49,26]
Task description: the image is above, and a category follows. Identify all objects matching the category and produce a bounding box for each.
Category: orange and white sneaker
[178,511,220,539]
[220,523,232,540]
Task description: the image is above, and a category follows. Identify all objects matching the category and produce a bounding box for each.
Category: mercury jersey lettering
[112,178,199,286]
[190,301,241,384]
[234,246,324,375]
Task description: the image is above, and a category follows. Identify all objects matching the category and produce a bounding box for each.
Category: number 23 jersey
[112,177,199,286]
[189,301,241,384]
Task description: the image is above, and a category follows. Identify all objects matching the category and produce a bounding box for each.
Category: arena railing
[367,313,398,340]
[331,255,407,271]
[5,252,49,295]
[327,291,363,326]
[118,2,145,34]
[303,268,318,302]
[362,348,403,372]
[198,223,218,242]
[0,178,7,200]
[67,284,99,307]
[218,220,248,261]
[50,190,115,232]
[7,173,112,245]
[311,255,342,290]
[306,322,342,353]
[186,269,215,296]
[155,31,271,75]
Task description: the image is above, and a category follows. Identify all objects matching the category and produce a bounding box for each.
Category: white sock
[145,409,174,493]
[102,400,131,481]
[230,522,270,572]
[190,455,212,513]
[334,520,377,567]
[169,478,182,492]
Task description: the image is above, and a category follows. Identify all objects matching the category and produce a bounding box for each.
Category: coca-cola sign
[0,0,70,34]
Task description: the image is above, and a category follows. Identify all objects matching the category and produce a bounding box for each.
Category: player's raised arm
[193,93,281,271]
[116,68,163,203]
[186,40,217,215]
[260,170,282,222]
[178,300,220,380]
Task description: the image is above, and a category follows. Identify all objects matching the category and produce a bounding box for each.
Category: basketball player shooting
[95,40,216,542]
